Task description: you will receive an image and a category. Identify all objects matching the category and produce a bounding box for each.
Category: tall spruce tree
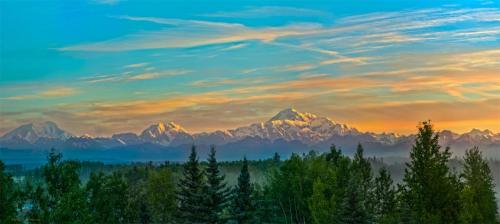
[0,161,18,224]
[177,145,206,223]
[339,172,370,224]
[231,157,255,224]
[402,121,462,223]
[373,168,398,224]
[351,144,374,218]
[460,147,497,223]
[204,145,229,224]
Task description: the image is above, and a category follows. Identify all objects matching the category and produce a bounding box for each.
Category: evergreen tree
[177,145,206,223]
[460,147,497,223]
[273,152,281,163]
[0,161,19,224]
[231,157,255,224]
[351,144,374,218]
[339,173,370,224]
[402,121,462,223]
[204,145,229,224]
[373,168,398,224]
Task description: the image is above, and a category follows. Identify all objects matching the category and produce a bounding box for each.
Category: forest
[0,122,498,224]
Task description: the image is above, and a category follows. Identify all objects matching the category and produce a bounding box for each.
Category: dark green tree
[230,157,255,224]
[25,183,50,223]
[204,145,229,224]
[460,147,497,223]
[402,121,462,223]
[351,144,374,218]
[253,184,281,224]
[273,152,281,163]
[373,168,398,224]
[86,172,128,223]
[339,172,370,224]
[147,167,176,223]
[0,161,19,224]
[177,145,206,223]
[42,150,91,223]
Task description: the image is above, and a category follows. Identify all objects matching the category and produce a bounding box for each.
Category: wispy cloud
[91,0,121,5]
[218,43,249,51]
[200,6,328,18]
[58,16,323,51]
[124,62,149,69]
[82,69,190,83]
[2,87,78,101]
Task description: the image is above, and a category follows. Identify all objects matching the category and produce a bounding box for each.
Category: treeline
[0,121,497,224]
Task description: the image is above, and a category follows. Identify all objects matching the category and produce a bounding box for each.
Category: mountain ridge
[1,108,499,158]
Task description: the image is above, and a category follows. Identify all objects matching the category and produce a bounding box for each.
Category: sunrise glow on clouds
[0,0,499,136]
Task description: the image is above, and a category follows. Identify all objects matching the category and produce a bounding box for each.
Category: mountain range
[1,108,500,162]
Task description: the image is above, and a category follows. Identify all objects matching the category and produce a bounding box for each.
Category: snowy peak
[465,128,495,138]
[226,108,358,144]
[139,121,190,145]
[269,108,317,122]
[0,121,72,143]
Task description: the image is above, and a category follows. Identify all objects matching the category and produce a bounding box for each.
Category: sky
[1,0,500,136]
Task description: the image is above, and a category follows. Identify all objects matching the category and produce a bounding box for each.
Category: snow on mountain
[139,121,192,146]
[455,129,500,145]
[0,121,72,143]
[112,133,144,145]
[225,108,359,144]
[1,109,499,155]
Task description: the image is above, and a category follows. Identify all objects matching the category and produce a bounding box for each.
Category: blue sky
[1,0,499,136]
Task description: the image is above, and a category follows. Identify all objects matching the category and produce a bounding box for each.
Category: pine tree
[0,161,19,224]
[339,172,370,224]
[204,145,229,224]
[352,144,373,211]
[373,168,398,224]
[231,157,255,224]
[273,152,281,164]
[177,145,206,223]
[460,147,497,223]
[402,121,462,223]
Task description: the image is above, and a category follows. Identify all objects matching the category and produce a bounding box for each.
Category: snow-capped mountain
[1,108,499,159]
[0,121,72,144]
[222,108,360,144]
[139,121,193,146]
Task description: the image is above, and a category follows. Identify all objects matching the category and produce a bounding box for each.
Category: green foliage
[309,179,335,224]
[268,153,312,223]
[402,121,462,223]
[204,145,230,224]
[177,145,207,223]
[460,147,497,224]
[0,160,19,224]
[373,168,398,224]
[33,149,93,223]
[86,172,128,223]
[3,121,500,224]
[230,157,255,224]
[147,167,177,223]
[339,174,370,224]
